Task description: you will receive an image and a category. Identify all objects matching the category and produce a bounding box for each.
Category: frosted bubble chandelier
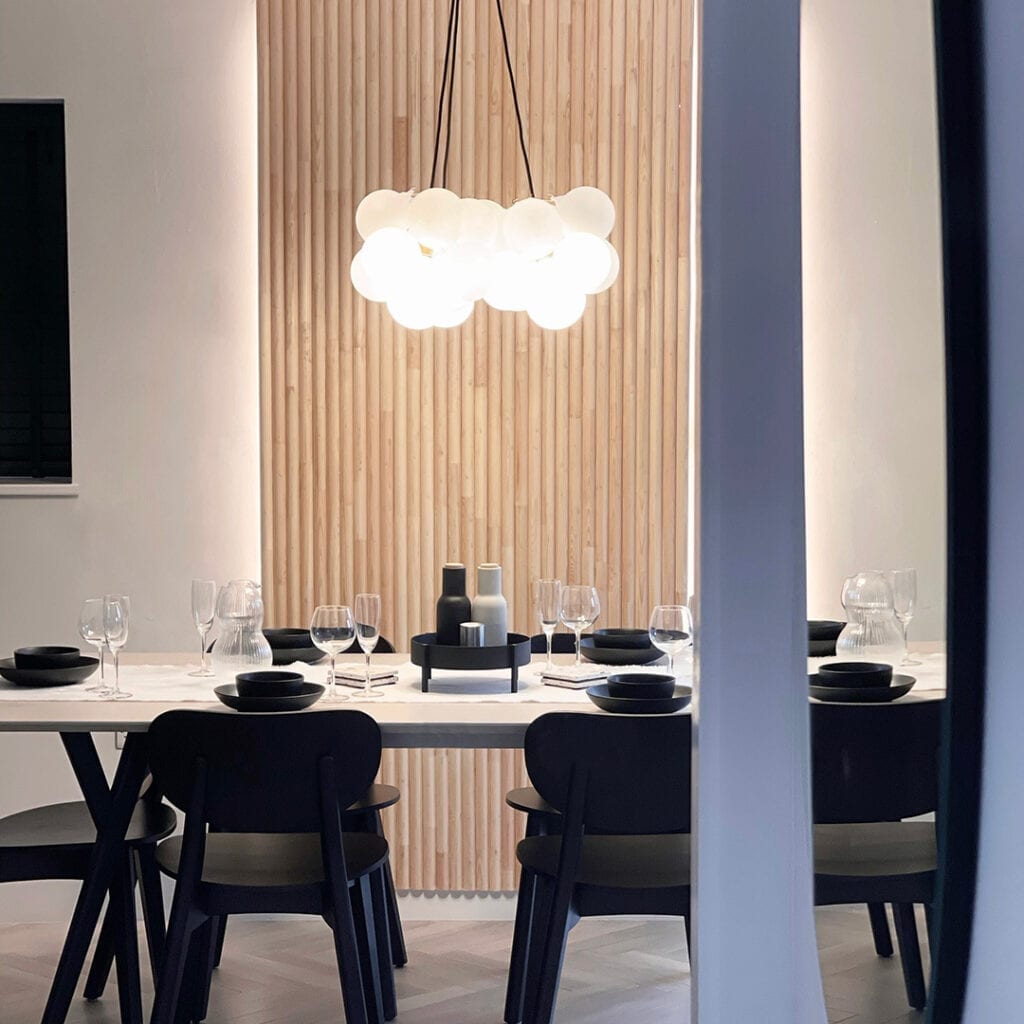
[349,0,618,332]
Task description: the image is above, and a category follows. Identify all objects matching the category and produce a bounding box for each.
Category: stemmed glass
[103,595,132,700]
[310,605,355,701]
[559,585,601,670]
[355,593,383,699]
[889,568,919,665]
[188,579,217,677]
[535,579,563,670]
[78,599,110,695]
[649,605,693,679]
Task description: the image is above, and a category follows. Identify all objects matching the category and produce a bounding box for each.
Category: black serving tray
[410,632,532,693]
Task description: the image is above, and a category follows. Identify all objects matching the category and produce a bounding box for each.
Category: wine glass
[535,579,563,670]
[889,568,918,665]
[188,579,217,677]
[103,594,132,700]
[649,605,693,679]
[355,593,383,698]
[78,598,110,695]
[559,585,601,670]
[310,605,355,701]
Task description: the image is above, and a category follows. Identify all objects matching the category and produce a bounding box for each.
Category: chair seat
[518,834,690,890]
[506,786,558,817]
[814,821,937,878]
[156,832,388,888]
[0,800,176,851]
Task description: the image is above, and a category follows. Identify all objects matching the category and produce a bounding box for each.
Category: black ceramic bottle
[436,563,472,645]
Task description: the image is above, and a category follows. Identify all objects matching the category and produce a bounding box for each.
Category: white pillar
[692,0,826,1020]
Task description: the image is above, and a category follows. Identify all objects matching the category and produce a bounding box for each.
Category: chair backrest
[524,712,691,834]
[811,699,943,823]
[148,710,382,832]
[529,633,577,654]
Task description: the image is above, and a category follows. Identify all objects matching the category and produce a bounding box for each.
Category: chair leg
[352,875,386,1024]
[530,873,575,1024]
[110,853,144,1024]
[151,890,202,1024]
[924,902,935,950]
[186,918,219,1023]
[892,902,927,1010]
[866,902,894,957]
[367,809,407,968]
[370,868,397,1020]
[83,899,116,1000]
[683,911,692,963]
[520,873,550,1024]
[326,880,370,1024]
[212,916,228,968]
[504,864,537,1024]
[136,844,167,981]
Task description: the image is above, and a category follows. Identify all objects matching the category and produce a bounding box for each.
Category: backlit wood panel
[259,0,694,891]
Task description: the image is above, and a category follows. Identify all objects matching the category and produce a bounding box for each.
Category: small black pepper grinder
[436,563,472,645]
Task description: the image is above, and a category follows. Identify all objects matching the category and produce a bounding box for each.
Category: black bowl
[215,681,324,713]
[810,675,916,704]
[587,683,692,715]
[264,628,314,649]
[0,656,98,687]
[808,639,837,658]
[808,620,845,642]
[592,628,653,651]
[271,646,326,666]
[815,662,893,688]
[580,638,665,666]
[235,670,305,698]
[14,645,81,669]
[606,672,676,699]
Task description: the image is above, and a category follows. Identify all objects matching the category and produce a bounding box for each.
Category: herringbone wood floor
[0,906,928,1023]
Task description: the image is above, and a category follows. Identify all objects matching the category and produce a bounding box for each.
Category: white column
[692,0,826,1020]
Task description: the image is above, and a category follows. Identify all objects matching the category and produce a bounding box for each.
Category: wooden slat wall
[258,0,694,892]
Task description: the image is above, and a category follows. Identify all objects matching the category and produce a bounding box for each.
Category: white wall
[801,0,946,638]
[0,0,259,919]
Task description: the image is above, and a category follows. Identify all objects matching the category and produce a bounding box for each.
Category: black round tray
[410,632,532,693]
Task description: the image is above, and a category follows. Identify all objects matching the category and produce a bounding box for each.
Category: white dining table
[0,644,945,1024]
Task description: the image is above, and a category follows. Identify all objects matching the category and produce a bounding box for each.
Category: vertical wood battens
[260,0,693,891]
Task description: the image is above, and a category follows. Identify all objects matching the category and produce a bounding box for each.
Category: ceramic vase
[471,563,508,646]
[436,563,472,646]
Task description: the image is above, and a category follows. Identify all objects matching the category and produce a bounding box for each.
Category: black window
[0,100,72,482]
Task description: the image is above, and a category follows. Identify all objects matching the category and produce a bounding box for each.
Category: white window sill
[0,482,79,498]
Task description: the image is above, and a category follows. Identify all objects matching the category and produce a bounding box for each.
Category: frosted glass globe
[483,251,537,312]
[406,187,462,249]
[457,197,504,250]
[503,197,564,258]
[360,227,422,281]
[433,301,476,329]
[526,287,587,331]
[554,186,615,239]
[550,232,615,294]
[349,249,391,302]
[592,240,620,293]
[435,244,495,303]
[355,189,411,240]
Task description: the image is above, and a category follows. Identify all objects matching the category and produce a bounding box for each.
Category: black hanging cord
[429,0,459,189]
[428,0,536,198]
[441,0,461,188]
[494,0,535,197]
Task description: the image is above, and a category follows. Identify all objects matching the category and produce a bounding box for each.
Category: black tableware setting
[264,628,327,666]
[586,682,692,715]
[215,670,324,712]
[579,636,664,666]
[592,628,652,650]
[809,659,915,703]
[605,672,676,700]
[807,619,844,657]
[816,661,893,688]
[0,646,99,688]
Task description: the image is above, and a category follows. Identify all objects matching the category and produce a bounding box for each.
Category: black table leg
[421,666,430,692]
[511,663,518,694]
[41,733,148,1024]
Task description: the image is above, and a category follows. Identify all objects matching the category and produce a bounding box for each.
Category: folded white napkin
[541,669,606,688]
[335,668,399,687]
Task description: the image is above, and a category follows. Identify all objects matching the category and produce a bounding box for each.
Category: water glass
[649,605,693,678]
[103,594,132,700]
[535,579,563,669]
[355,593,383,698]
[559,585,600,669]
[188,579,217,677]
[78,598,110,695]
[310,605,355,700]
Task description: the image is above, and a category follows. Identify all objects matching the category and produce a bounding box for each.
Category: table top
[0,647,946,748]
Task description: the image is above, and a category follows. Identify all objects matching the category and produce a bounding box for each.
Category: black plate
[214,681,325,712]
[271,646,326,666]
[808,640,837,658]
[809,675,916,704]
[0,656,99,688]
[580,638,665,666]
[587,683,692,715]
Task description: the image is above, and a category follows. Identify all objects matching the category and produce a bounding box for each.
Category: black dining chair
[811,698,942,1011]
[508,712,692,1024]
[145,709,397,1024]
[0,777,176,1024]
